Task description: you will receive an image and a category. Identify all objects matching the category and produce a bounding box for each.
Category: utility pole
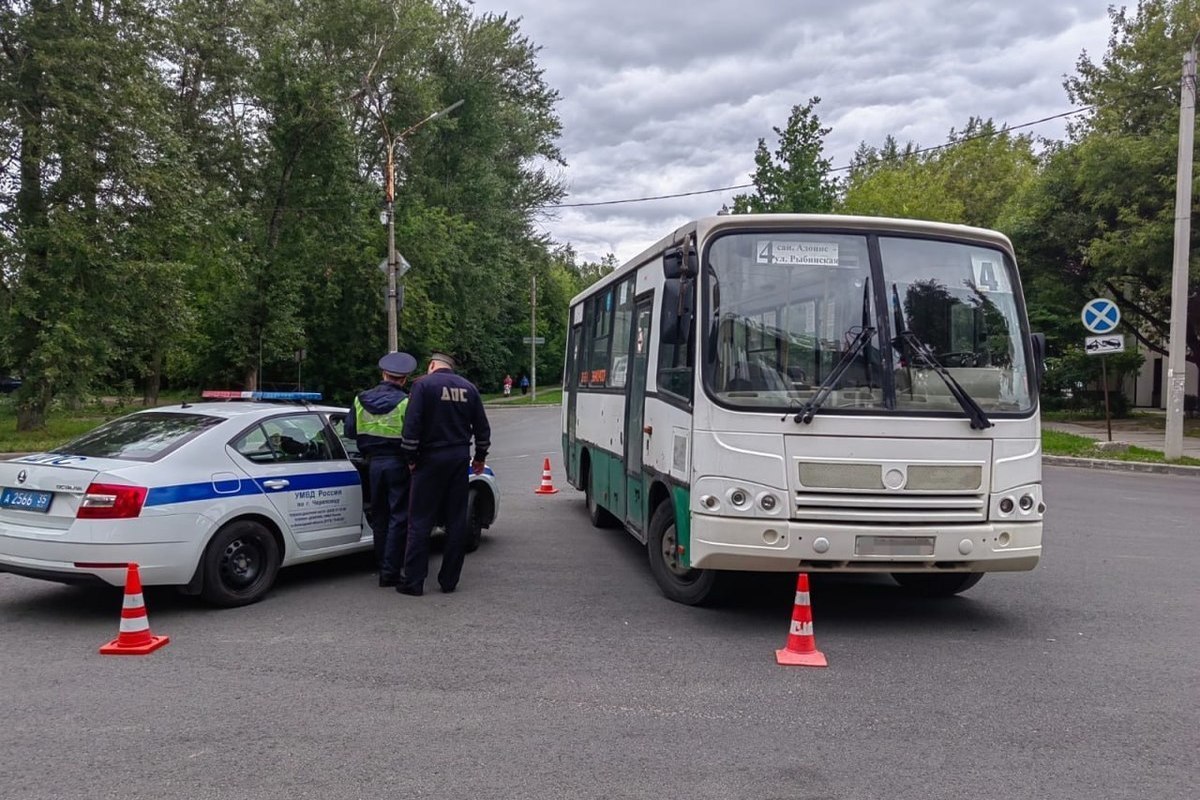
[385,147,398,353]
[380,99,464,353]
[1167,42,1197,460]
[531,273,537,402]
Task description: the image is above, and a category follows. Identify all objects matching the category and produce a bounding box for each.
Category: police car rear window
[52,412,223,462]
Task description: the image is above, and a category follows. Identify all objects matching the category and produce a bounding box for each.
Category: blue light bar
[202,390,323,402]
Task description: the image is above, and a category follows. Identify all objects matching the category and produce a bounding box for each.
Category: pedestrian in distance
[344,351,417,587]
[503,374,513,397]
[519,374,529,395]
[398,352,491,596]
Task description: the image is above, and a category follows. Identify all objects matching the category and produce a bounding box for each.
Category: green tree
[732,97,837,214]
[839,118,1037,228]
[1022,0,1200,374]
[1,1,182,428]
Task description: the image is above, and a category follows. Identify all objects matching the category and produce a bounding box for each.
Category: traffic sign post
[530,275,538,402]
[1082,298,1121,442]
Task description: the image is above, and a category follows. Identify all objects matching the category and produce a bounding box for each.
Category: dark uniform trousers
[367,455,410,581]
[404,447,470,591]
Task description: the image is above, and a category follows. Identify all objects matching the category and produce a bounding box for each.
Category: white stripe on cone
[794,591,810,606]
[123,593,145,609]
[789,620,813,637]
[119,615,150,633]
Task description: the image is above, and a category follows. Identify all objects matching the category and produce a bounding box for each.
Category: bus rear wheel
[892,572,984,597]
[647,501,721,605]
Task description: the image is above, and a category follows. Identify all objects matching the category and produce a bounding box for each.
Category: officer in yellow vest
[344,351,417,586]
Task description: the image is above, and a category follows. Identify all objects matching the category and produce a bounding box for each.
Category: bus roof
[568,213,1016,307]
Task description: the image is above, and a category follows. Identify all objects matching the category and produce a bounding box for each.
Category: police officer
[397,352,491,596]
[344,351,417,587]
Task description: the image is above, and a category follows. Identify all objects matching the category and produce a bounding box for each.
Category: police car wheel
[646,501,722,606]
[891,572,984,597]
[465,488,483,553]
[200,520,281,607]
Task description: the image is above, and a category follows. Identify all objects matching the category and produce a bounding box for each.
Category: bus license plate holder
[854,535,935,557]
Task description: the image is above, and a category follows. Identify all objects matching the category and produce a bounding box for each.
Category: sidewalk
[1043,420,1200,459]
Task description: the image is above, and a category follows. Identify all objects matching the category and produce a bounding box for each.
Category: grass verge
[1042,429,1200,466]
[483,387,563,406]
[1041,409,1200,436]
[0,412,117,453]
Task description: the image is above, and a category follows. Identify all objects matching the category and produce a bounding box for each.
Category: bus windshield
[703,231,1033,415]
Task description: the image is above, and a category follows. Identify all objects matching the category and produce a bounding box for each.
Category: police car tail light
[77,483,148,519]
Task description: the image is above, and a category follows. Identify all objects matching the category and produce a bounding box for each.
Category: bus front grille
[793,492,987,523]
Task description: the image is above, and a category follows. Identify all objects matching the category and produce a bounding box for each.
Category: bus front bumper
[687,516,1041,572]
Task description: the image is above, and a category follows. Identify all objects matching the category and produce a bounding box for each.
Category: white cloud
[470,0,1115,263]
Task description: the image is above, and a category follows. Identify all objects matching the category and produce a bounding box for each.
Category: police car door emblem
[16,470,27,484]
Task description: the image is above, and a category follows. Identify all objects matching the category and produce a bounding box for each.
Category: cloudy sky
[468,0,1116,265]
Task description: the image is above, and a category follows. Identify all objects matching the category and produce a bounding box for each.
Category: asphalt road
[2,406,1197,800]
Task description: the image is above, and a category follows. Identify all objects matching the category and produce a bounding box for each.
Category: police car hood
[358,383,406,414]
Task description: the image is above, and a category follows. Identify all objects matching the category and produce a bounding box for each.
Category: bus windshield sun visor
[890,283,994,431]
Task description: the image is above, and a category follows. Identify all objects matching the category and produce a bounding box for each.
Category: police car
[0,391,499,606]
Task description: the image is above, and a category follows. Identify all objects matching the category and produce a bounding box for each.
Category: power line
[538,105,1097,210]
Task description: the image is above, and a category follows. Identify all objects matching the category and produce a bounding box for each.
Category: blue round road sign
[1081,298,1120,334]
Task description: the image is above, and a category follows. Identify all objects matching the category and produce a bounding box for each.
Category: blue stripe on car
[145,471,361,507]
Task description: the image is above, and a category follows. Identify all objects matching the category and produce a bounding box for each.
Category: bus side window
[608,277,635,388]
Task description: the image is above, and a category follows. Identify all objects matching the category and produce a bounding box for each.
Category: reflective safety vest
[353,396,407,439]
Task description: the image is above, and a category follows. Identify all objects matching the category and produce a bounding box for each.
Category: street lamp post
[1167,39,1198,460]
[383,99,464,352]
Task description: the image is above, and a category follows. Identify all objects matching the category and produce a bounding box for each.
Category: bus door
[565,320,583,483]
[624,296,653,532]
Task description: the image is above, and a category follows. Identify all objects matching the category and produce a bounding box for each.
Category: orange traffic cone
[534,457,560,495]
[775,573,827,667]
[99,563,170,656]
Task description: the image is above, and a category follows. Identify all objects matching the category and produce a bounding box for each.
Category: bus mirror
[662,246,697,279]
[660,278,694,345]
[1031,332,1047,388]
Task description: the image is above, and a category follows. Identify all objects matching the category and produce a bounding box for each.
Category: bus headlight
[991,485,1043,520]
[729,488,750,509]
[759,494,777,512]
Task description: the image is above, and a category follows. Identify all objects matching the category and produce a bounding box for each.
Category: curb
[1043,455,1200,478]
[484,403,559,409]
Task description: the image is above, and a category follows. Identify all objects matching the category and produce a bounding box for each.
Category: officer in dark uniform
[398,351,491,596]
[344,351,417,587]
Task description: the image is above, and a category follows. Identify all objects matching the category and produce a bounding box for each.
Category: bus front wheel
[647,502,721,606]
[891,572,984,597]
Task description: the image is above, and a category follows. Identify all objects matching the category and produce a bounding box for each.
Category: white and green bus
[561,214,1046,605]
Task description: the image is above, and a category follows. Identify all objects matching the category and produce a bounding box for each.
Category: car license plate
[855,535,935,556]
[0,487,53,513]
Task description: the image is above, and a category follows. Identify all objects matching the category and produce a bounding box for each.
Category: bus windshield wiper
[890,284,993,430]
[794,278,874,425]
[793,325,875,424]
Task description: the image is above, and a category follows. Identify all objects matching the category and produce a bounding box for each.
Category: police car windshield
[52,412,222,462]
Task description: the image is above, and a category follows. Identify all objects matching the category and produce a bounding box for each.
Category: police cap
[379,351,417,377]
[429,351,457,371]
